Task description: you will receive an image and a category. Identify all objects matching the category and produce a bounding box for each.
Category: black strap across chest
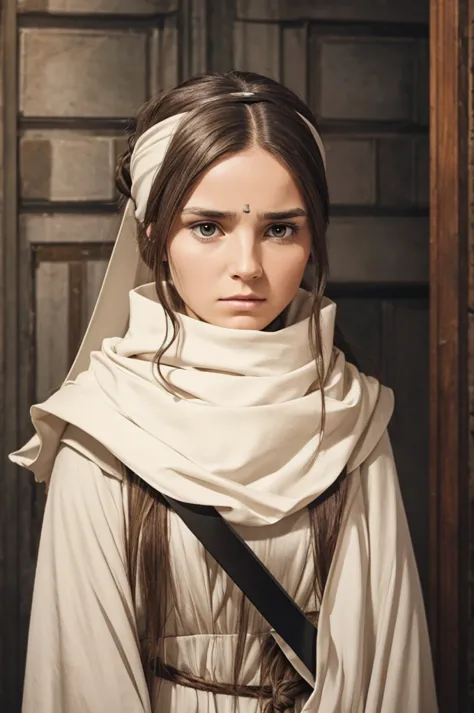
[127,467,346,677]
[162,495,317,675]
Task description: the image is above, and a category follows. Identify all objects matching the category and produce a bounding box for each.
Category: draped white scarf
[9,102,395,524]
[10,283,393,526]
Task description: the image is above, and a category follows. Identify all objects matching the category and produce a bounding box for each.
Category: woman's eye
[267,223,299,241]
[189,221,300,242]
[191,222,219,240]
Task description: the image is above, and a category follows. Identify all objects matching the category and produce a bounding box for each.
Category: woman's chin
[182,303,280,330]
[214,314,274,331]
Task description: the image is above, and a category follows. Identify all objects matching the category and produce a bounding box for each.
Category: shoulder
[356,430,411,550]
[60,422,126,480]
[340,430,403,543]
[358,429,398,496]
[48,439,128,535]
[346,381,395,473]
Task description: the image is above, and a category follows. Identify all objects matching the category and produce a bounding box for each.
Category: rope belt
[156,662,312,712]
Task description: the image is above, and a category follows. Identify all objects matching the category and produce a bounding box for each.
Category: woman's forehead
[183,147,305,212]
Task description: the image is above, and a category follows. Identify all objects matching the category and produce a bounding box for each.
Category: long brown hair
[116,71,350,711]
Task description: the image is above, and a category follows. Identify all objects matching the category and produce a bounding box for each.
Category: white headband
[130,112,188,222]
[64,95,326,381]
[129,104,326,222]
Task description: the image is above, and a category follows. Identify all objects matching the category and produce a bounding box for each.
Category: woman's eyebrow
[260,209,307,220]
[181,207,308,220]
[181,208,236,219]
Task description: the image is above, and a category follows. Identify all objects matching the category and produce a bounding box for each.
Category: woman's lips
[220,298,266,309]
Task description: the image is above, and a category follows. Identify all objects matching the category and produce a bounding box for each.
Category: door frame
[429,0,470,710]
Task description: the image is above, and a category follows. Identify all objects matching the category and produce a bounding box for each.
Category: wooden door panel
[335,296,430,599]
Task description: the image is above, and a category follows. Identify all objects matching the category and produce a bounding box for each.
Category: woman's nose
[228,236,263,281]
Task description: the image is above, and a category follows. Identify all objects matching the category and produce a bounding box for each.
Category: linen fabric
[10,282,437,711]
[20,427,438,713]
[10,285,393,527]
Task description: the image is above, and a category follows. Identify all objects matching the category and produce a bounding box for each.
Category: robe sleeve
[22,443,151,713]
[361,431,438,712]
[303,430,438,713]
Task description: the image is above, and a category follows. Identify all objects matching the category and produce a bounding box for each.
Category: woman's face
[165,146,312,330]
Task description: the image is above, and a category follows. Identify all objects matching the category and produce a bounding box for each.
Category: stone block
[416,40,429,126]
[114,134,129,189]
[20,131,117,201]
[19,28,148,117]
[35,261,69,402]
[234,21,280,81]
[415,135,429,206]
[326,216,429,283]
[190,0,207,76]
[282,25,308,101]
[324,137,376,205]
[377,138,415,206]
[21,212,121,243]
[316,39,415,122]
[149,16,179,93]
[236,0,429,24]
[18,0,177,13]
[84,260,108,322]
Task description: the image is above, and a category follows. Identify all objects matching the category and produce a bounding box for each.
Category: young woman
[10,71,437,713]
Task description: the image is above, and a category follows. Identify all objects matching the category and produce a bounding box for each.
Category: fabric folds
[10,284,393,527]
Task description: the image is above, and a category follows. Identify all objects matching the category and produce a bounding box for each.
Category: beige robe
[23,427,438,713]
